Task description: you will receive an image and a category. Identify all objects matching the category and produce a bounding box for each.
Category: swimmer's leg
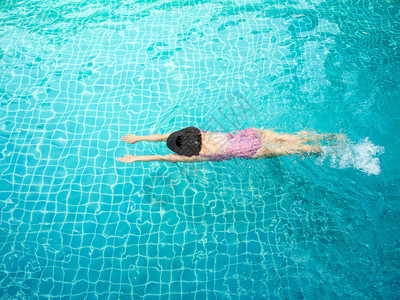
[257,130,304,145]
[275,144,322,157]
[296,131,325,143]
[297,131,347,143]
[253,143,322,159]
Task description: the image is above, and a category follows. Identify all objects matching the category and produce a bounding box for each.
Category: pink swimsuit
[199,128,262,161]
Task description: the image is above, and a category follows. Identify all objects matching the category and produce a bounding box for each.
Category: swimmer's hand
[116,155,137,163]
[121,134,141,144]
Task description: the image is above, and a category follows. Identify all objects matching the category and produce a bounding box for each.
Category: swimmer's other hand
[121,134,141,144]
[116,155,137,163]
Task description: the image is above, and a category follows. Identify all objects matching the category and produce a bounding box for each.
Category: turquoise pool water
[1,0,399,298]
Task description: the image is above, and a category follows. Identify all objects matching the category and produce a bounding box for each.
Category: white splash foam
[316,138,384,175]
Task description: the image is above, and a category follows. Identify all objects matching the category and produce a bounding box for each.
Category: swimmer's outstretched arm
[116,154,208,163]
[121,133,171,144]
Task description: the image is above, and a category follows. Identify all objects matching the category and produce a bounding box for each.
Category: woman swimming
[116,127,341,163]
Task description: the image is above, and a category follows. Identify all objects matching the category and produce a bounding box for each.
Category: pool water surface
[0,0,399,298]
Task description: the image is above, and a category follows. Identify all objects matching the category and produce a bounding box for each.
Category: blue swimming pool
[0,0,399,298]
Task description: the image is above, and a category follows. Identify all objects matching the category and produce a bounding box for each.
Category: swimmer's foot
[312,144,322,153]
[312,145,323,157]
[326,133,347,147]
[325,133,347,141]
[121,134,141,144]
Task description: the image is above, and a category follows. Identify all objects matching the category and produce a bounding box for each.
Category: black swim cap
[167,127,202,157]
